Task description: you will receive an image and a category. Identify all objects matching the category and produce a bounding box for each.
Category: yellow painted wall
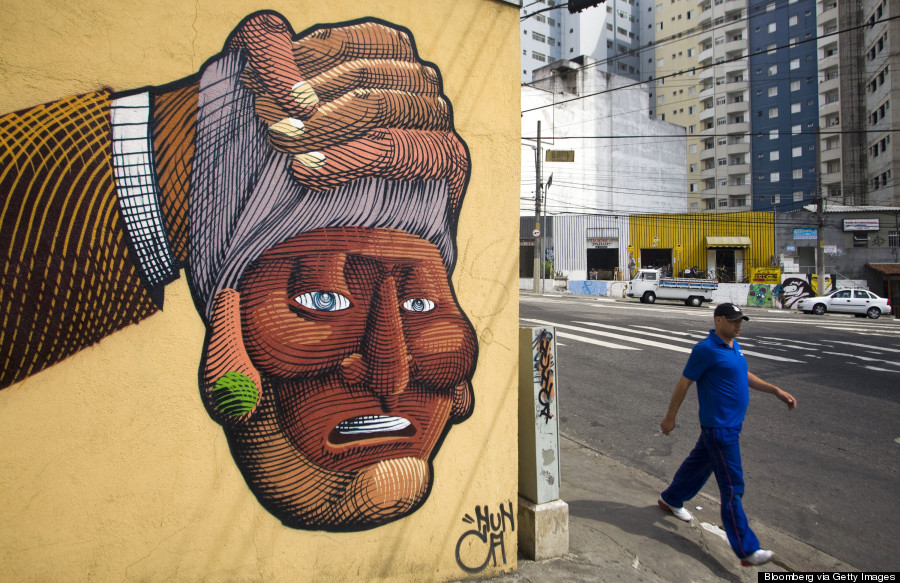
[0,1,521,581]
[629,212,775,276]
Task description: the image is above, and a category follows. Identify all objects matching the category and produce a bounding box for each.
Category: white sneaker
[657,497,693,522]
[741,549,774,567]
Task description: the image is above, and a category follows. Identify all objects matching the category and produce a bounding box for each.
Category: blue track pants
[661,425,760,559]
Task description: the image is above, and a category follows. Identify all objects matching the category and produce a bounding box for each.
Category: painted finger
[291,21,417,79]
[269,89,451,152]
[227,12,319,117]
[307,59,441,103]
[289,129,469,208]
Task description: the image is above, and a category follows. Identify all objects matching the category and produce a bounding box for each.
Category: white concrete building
[522,58,688,219]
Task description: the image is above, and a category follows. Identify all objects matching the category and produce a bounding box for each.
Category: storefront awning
[706,236,751,247]
[867,263,900,276]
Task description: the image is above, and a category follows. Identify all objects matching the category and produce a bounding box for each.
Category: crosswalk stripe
[522,318,692,353]
[556,331,640,350]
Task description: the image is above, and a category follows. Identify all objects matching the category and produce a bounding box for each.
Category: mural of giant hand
[0,11,476,531]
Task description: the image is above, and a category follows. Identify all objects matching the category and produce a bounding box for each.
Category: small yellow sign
[750,268,781,284]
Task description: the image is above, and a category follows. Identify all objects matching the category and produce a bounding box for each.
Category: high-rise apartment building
[860,0,898,206]
[748,0,820,212]
[521,0,646,84]
[526,0,900,212]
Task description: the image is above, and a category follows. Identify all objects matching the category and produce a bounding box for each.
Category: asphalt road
[520,293,900,572]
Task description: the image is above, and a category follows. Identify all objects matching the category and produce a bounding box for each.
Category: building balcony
[726,141,750,155]
[725,121,749,134]
[701,184,750,198]
[820,144,841,163]
[819,76,839,93]
[818,53,838,71]
[819,99,840,117]
[724,60,746,76]
[698,6,712,25]
[724,38,747,54]
[820,2,838,23]
[699,86,715,100]
[726,79,747,93]
[700,106,715,121]
[725,101,748,115]
[726,162,750,175]
[699,66,715,82]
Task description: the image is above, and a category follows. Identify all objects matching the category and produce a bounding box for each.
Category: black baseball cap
[714,303,749,321]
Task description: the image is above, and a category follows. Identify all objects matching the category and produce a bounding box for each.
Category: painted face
[227,227,477,529]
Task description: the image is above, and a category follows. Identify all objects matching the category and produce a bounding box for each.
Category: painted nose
[361,275,411,403]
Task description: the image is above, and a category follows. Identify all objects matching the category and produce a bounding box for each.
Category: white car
[796,289,892,319]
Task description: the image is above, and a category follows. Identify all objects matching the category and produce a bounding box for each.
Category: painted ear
[199,288,262,426]
[449,380,474,422]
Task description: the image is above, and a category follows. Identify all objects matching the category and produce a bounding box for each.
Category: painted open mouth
[328,415,416,444]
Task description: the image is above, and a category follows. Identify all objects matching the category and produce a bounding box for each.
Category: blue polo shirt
[682,330,749,428]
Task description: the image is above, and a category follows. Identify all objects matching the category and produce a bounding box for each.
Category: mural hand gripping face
[0,12,477,531]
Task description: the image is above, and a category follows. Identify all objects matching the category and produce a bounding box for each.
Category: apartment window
[770,172,780,182]
[792,147,802,157]
[791,80,801,91]
[766,2,775,11]
[717,97,726,105]
[889,231,900,247]
[687,48,695,57]
[789,15,798,26]
[768,65,777,76]
[770,129,779,139]
[772,194,782,204]
[854,233,869,248]
[690,144,698,153]
[719,198,729,207]
[792,125,801,135]
[718,137,727,146]
[791,103,801,114]
[793,169,802,179]
[717,117,727,126]
[532,32,545,42]
[768,22,776,33]
[718,158,727,166]
[533,51,546,62]
[790,59,800,70]
[768,86,778,97]
[769,108,779,118]
[688,105,696,114]
[733,198,747,207]
[770,151,780,161]
[689,163,697,173]
[793,191,804,202]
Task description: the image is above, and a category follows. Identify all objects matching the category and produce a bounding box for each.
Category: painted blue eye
[402,298,436,313]
[294,291,351,312]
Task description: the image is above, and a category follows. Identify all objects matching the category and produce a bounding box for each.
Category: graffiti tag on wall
[0,11,478,531]
[455,502,515,574]
[534,330,555,424]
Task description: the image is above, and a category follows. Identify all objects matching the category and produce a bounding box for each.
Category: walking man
[658,303,797,567]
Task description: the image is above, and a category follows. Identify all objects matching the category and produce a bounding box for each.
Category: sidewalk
[462,435,857,582]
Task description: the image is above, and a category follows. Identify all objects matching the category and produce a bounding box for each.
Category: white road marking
[522,318,692,353]
[555,331,639,350]
[820,351,900,366]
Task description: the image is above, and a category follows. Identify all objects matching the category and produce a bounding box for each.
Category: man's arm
[748,372,797,410]
[661,375,694,435]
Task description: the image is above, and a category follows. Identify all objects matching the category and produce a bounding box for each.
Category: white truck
[626,269,718,307]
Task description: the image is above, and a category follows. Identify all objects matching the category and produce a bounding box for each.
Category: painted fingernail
[269,117,305,137]
[291,81,319,108]
[294,152,326,168]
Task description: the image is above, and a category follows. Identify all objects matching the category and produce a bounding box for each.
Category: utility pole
[533,121,542,294]
[816,188,825,295]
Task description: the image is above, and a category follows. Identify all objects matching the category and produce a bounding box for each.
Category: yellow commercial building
[629,212,774,282]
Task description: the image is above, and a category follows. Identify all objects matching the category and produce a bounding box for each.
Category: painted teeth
[336,415,411,434]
